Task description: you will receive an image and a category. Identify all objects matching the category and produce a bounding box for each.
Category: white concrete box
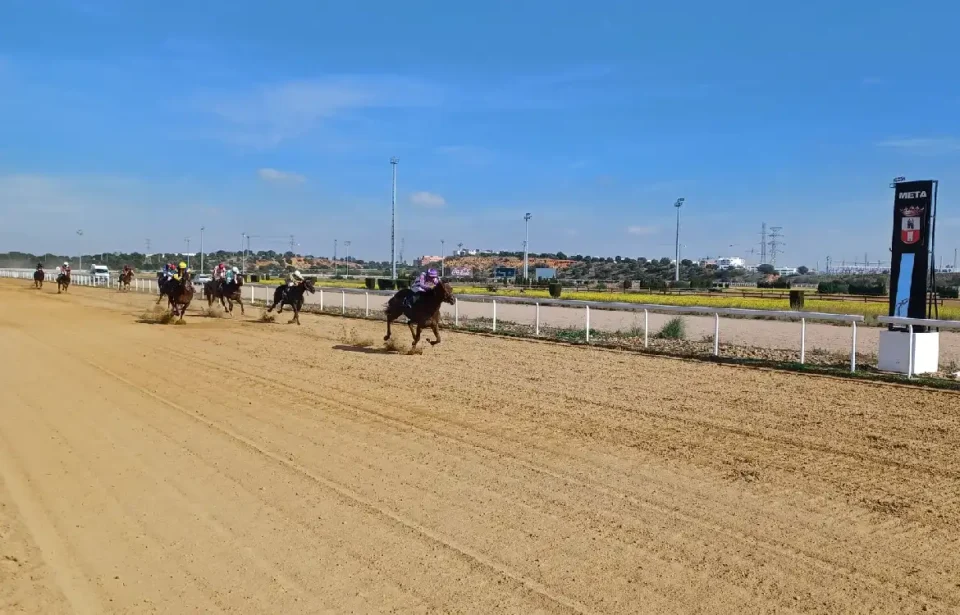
[878,330,940,375]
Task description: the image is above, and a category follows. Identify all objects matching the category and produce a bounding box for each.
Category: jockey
[57,261,71,276]
[225,266,239,286]
[164,263,176,281]
[36,263,43,272]
[412,268,440,294]
[213,262,227,282]
[172,261,188,282]
[287,270,304,287]
[406,268,440,308]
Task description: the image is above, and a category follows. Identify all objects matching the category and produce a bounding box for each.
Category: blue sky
[1,0,959,267]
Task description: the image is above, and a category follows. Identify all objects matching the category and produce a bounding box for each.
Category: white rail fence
[3,268,871,371]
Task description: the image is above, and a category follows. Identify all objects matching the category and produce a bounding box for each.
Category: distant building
[717,256,746,269]
[414,255,443,267]
[775,266,798,276]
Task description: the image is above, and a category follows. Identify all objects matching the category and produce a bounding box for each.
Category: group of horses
[33,269,72,294]
[38,265,456,348]
[155,271,455,349]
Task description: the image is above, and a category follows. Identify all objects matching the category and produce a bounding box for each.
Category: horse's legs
[237,297,245,315]
[411,324,423,348]
[429,320,441,345]
[384,315,394,341]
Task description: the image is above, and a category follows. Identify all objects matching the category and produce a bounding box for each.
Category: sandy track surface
[1,279,959,614]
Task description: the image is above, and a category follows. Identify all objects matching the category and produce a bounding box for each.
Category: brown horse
[205,278,245,315]
[56,271,71,294]
[33,269,44,289]
[156,272,195,320]
[117,269,134,291]
[384,282,455,349]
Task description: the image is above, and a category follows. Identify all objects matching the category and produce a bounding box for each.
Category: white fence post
[492,300,497,332]
[850,321,858,372]
[713,313,720,356]
[250,285,255,302]
[365,292,370,317]
[907,324,914,378]
[319,289,324,312]
[535,302,540,336]
[800,318,806,364]
[644,309,649,348]
[454,298,459,326]
[341,291,345,315]
[585,306,591,342]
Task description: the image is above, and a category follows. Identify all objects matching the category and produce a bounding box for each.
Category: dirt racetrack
[1,279,959,614]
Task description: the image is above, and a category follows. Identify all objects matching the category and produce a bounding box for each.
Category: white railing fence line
[1,270,873,371]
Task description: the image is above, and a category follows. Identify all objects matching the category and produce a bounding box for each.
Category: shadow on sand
[332,344,395,355]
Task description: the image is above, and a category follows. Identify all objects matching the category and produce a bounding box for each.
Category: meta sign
[888,180,936,321]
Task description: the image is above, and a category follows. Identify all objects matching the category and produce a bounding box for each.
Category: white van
[89,264,110,286]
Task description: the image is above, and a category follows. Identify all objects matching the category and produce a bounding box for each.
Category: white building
[717,256,746,269]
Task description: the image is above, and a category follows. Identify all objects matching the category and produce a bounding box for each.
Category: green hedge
[364,277,376,290]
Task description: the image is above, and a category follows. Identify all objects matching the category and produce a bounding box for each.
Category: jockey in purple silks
[412,268,440,294]
[406,268,440,309]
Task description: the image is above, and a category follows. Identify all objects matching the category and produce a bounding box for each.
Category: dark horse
[384,282,455,349]
[266,279,315,325]
[56,271,71,294]
[204,278,245,315]
[33,269,44,289]
[155,271,195,321]
[117,269,134,291]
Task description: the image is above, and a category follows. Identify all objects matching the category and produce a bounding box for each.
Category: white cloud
[627,225,658,236]
[257,168,306,184]
[198,75,443,147]
[876,137,960,154]
[410,191,446,207]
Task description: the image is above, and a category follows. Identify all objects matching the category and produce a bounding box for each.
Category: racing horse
[117,268,134,292]
[56,271,71,294]
[383,281,455,350]
[204,278,245,315]
[156,271,195,320]
[266,278,315,325]
[33,269,44,289]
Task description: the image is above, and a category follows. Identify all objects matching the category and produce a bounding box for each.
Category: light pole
[185,237,191,269]
[241,233,246,275]
[76,229,84,269]
[200,226,205,274]
[390,157,399,279]
[674,198,685,282]
[440,240,445,276]
[344,241,351,275]
[523,213,532,282]
[333,238,338,277]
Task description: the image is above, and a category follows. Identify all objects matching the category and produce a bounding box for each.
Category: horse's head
[303,278,316,293]
[436,281,455,305]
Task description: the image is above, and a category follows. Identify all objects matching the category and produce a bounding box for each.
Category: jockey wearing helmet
[287,270,304,287]
[412,268,440,294]
[172,261,188,282]
[225,266,239,286]
[213,262,227,282]
[57,261,71,277]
